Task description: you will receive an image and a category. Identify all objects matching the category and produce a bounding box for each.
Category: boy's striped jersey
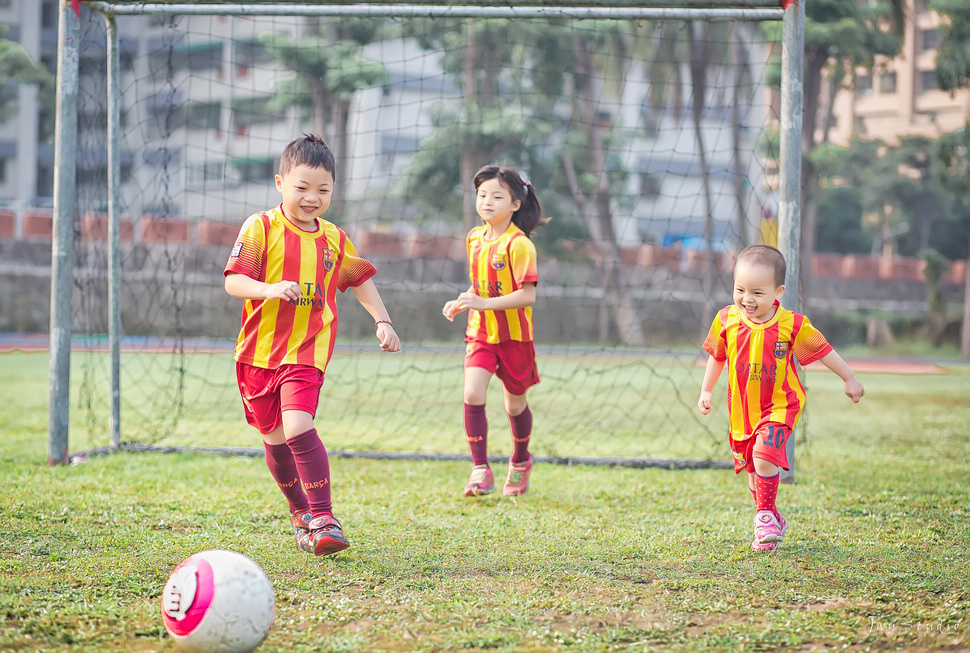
[464,223,538,343]
[703,302,833,439]
[224,205,375,373]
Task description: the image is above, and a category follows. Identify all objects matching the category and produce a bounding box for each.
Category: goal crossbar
[87,2,784,20]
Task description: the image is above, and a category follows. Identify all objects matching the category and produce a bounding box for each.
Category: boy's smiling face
[733,260,785,323]
[275,164,334,230]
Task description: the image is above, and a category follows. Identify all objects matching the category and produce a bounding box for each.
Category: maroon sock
[508,407,532,464]
[286,428,332,517]
[463,403,489,466]
[754,471,780,516]
[264,441,309,514]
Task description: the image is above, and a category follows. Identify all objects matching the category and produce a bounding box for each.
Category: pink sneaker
[463,465,495,497]
[751,511,788,551]
[502,455,534,497]
[776,511,789,537]
[754,510,784,544]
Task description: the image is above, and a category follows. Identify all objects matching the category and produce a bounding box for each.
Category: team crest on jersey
[773,340,789,359]
[231,241,243,258]
[321,248,335,271]
[491,252,507,271]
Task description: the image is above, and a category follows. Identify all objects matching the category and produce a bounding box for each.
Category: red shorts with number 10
[464,337,540,396]
[729,421,791,474]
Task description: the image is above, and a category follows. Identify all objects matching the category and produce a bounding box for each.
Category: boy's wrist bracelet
[376,320,393,327]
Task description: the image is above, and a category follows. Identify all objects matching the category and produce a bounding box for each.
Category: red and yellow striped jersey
[464,223,538,343]
[703,302,833,439]
[224,205,376,373]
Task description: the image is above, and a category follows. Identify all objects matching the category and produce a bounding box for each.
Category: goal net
[65,2,783,465]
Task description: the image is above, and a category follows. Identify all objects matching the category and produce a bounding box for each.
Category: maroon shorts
[729,422,791,474]
[235,362,324,434]
[464,337,540,396]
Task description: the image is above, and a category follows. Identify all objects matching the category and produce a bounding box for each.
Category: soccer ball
[161,549,276,653]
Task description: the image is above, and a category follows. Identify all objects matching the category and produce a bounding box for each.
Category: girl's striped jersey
[703,302,833,440]
[464,223,538,344]
[224,205,376,373]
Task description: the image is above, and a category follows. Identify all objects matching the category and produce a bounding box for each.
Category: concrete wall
[1,234,964,348]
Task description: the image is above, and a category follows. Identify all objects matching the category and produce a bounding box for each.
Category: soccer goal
[48,1,804,473]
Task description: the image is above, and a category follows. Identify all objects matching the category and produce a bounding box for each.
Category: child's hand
[376,323,400,352]
[442,300,462,322]
[455,291,485,312]
[698,391,714,415]
[264,280,301,302]
[844,376,865,403]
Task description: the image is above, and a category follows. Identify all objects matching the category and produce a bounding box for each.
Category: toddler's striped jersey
[703,302,832,439]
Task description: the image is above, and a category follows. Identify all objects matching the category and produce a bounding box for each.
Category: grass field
[0,350,968,651]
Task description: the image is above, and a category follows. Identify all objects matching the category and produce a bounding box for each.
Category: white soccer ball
[161,549,276,653]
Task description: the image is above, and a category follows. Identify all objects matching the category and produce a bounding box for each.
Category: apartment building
[828,0,969,146]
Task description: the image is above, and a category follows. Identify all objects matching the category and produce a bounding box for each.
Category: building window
[234,39,273,77]
[231,96,281,132]
[921,29,942,52]
[173,41,223,75]
[230,157,275,185]
[0,158,7,184]
[186,160,226,188]
[186,101,222,131]
[921,70,940,92]
[41,0,58,29]
[855,74,872,96]
[879,72,897,94]
[639,173,662,199]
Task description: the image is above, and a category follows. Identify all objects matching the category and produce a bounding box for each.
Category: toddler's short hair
[736,244,786,287]
[279,133,336,179]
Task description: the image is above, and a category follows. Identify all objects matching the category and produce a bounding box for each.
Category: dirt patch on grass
[801,597,873,612]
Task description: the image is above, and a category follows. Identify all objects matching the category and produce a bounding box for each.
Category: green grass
[0,352,968,651]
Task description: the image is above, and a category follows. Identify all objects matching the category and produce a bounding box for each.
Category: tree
[765,1,905,300]
[932,0,970,91]
[931,0,970,357]
[261,19,387,219]
[0,25,54,128]
[403,18,648,344]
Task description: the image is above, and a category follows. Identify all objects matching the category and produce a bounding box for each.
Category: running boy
[224,134,400,556]
[443,164,548,498]
[697,244,864,552]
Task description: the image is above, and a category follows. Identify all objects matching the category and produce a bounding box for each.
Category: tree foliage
[932,0,970,91]
[0,25,54,126]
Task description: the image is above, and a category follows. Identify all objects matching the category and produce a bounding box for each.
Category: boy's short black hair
[279,133,336,179]
[736,244,786,287]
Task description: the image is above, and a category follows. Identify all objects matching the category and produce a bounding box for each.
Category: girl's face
[275,163,334,230]
[475,177,521,231]
[733,260,784,323]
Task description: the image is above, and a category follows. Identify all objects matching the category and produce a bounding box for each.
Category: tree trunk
[568,35,645,346]
[798,52,828,308]
[962,255,970,358]
[729,23,748,247]
[688,23,717,337]
[460,18,478,233]
[330,98,350,221]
